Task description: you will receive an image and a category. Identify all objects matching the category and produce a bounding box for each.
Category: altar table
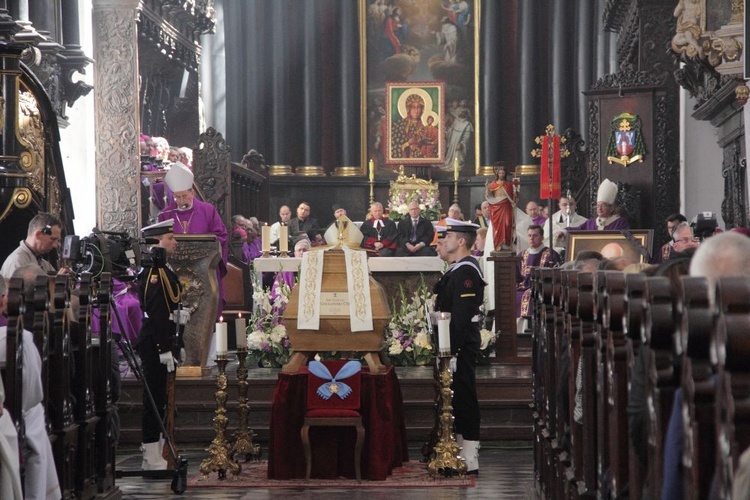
[267,366,409,480]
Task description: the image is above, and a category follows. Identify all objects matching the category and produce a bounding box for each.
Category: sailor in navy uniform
[433,218,485,475]
[135,219,186,470]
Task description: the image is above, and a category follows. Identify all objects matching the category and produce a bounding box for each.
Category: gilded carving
[93,3,141,234]
[17,90,44,195]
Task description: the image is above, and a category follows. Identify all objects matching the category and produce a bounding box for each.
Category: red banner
[540,134,561,199]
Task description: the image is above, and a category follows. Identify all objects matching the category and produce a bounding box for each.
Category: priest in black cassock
[360,202,399,256]
[517,224,560,318]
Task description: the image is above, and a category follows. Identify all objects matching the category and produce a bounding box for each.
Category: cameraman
[1,213,68,282]
[135,219,185,470]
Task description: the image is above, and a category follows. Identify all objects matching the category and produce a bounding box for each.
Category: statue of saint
[485,164,518,251]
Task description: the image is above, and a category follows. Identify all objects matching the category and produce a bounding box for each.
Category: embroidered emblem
[308,360,361,400]
[150,275,158,285]
[606,113,646,167]
[464,279,472,288]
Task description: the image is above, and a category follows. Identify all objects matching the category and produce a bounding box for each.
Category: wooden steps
[117,361,533,446]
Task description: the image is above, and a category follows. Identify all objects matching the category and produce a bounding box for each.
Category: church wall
[682,93,725,228]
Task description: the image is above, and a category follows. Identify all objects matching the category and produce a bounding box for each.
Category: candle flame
[238,312,242,319]
[219,316,224,322]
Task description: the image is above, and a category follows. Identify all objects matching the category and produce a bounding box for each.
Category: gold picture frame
[359,0,480,178]
[565,230,654,263]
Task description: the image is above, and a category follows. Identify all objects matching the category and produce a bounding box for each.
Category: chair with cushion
[300,360,364,481]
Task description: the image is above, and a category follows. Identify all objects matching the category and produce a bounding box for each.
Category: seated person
[360,202,398,256]
[272,239,310,301]
[241,217,262,262]
[395,201,435,257]
[0,369,23,499]
[0,274,60,500]
[231,215,248,243]
[473,227,487,256]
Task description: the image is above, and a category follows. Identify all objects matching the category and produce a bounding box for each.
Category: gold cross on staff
[530,124,571,159]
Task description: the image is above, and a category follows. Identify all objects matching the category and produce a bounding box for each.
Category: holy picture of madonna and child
[386,82,445,166]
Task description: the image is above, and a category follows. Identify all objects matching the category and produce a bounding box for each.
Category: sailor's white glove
[173,309,191,325]
[449,356,457,373]
[159,352,176,373]
[179,348,187,365]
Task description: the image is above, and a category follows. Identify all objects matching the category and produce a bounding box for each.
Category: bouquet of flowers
[246,276,293,368]
[387,186,441,221]
[478,326,498,365]
[383,277,435,366]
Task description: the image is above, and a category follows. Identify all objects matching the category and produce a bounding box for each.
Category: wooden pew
[679,277,715,500]
[539,267,556,496]
[577,271,597,498]
[594,271,612,496]
[713,278,750,498]
[562,269,583,497]
[49,275,77,500]
[624,273,648,499]
[3,277,26,452]
[603,271,629,497]
[531,268,544,491]
[72,274,100,499]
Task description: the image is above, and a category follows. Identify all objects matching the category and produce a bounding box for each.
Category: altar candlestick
[261,223,271,253]
[279,224,289,253]
[453,156,459,181]
[216,318,228,355]
[368,159,375,182]
[235,314,247,349]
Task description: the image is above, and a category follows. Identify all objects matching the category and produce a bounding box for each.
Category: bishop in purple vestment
[158,162,229,318]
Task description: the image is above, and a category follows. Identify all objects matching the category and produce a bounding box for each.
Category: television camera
[690,212,718,241]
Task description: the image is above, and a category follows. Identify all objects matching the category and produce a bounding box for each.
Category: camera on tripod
[62,229,144,279]
[690,212,718,241]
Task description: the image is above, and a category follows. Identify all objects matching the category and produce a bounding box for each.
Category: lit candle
[215,317,228,355]
[279,224,289,253]
[261,223,271,253]
[437,312,451,355]
[368,158,375,182]
[453,156,459,181]
[235,313,247,349]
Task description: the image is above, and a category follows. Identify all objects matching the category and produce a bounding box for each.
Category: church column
[270,3,290,168]
[550,0,572,131]
[92,0,141,233]
[334,0,359,175]
[517,0,540,167]
[594,0,608,80]
[300,0,321,172]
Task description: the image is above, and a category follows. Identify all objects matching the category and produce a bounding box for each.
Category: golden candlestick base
[261,251,271,258]
[200,356,242,480]
[231,348,261,462]
[426,356,467,478]
[278,251,289,258]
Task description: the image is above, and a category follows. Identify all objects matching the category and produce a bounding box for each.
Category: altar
[252,255,445,300]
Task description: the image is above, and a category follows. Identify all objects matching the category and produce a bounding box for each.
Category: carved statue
[671,0,705,58]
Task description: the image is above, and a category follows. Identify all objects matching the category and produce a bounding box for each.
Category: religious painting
[565,230,653,264]
[361,0,478,178]
[385,81,445,165]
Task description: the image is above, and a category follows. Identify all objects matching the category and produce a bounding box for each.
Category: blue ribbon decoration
[308,360,362,400]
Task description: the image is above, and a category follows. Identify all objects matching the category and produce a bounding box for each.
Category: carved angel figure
[671,0,705,58]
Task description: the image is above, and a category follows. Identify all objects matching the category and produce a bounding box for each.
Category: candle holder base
[261,251,271,258]
[199,356,242,480]
[231,349,262,462]
[426,356,467,478]
[278,251,289,258]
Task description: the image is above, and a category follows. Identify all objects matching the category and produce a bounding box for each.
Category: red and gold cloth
[540,134,561,199]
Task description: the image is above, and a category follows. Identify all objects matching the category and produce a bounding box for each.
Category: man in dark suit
[288,201,320,243]
[395,201,435,256]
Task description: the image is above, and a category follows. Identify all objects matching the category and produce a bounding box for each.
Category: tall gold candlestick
[426,356,467,478]
[231,348,261,462]
[200,355,242,480]
[368,159,375,205]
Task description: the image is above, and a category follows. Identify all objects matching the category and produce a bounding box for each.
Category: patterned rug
[188,460,476,488]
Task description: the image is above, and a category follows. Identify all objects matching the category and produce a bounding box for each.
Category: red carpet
[188,460,476,488]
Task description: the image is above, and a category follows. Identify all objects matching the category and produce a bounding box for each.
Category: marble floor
[116,444,536,499]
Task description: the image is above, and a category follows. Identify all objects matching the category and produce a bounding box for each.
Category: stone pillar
[92,0,140,233]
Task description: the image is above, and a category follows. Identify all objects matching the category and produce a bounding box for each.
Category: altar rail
[2,273,119,499]
[528,267,750,499]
